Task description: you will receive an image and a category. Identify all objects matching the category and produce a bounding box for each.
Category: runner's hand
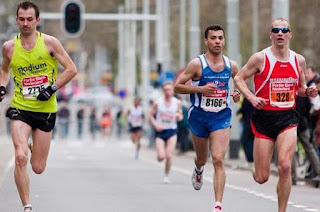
[37,86,56,101]
[230,90,241,103]
[201,83,217,96]
[306,86,318,98]
[0,86,6,102]
[155,125,164,132]
[249,96,268,110]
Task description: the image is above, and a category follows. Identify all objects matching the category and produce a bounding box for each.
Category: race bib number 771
[22,75,49,100]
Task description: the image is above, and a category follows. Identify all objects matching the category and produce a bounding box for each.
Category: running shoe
[163,176,170,184]
[213,205,222,212]
[213,202,222,212]
[191,167,203,190]
[135,152,139,160]
[28,138,33,153]
[23,204,33,212]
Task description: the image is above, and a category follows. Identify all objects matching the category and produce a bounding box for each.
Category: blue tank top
[190,54,232,113]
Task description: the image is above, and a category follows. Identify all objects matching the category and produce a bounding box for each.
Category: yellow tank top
[10,32,58,113]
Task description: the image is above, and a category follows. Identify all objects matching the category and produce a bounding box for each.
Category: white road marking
[138,154,320,212]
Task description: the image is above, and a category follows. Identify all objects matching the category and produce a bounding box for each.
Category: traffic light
[61,0,84,38]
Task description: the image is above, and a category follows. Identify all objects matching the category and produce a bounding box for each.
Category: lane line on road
[138,154,319,212]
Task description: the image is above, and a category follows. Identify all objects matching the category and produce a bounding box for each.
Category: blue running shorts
[188,106,231,138]
[155,129,177,142]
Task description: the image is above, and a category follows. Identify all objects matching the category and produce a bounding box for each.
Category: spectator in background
[293,94,320,184]
[305,66,318,88]
[89,106,98,140]
[305,66,320,158]
[116,108,125,138]
[310,78,320,157]
[147,99,156,148]
[176,95,192,154]
[57,101,70,139]
[100,106,112,138]
[237,94,255,164]
[77,105,85,140]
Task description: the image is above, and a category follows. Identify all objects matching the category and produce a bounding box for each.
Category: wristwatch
[51,84,58,92]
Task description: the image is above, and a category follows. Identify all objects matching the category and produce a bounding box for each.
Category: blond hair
[271,18,291,31]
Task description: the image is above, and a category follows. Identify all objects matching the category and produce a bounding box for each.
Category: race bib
[130,116,144,127]
[158,112,176,128]
[270,82,295,108]
[201,89,227,112]
[22,75,49,100]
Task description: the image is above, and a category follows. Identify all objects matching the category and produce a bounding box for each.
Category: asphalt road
[0,136,319,212]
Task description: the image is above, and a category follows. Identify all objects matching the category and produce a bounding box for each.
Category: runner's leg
[253,137,274,184]
[209,129,229,203]
[164,135,177,176]
[191,133,208,169]
[11,120,32,206]
[135,130,143,153]
[155,137,166,162]
[276,127,297,212]
[30,129,52,174]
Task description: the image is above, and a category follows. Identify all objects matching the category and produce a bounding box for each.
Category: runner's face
[162,84,173,98]
[134,98,140,106]
[16,8,40,36]
[269,20,292,47]
[205,30,225,55]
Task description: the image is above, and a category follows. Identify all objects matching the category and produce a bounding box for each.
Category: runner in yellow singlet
[0,2,77,212]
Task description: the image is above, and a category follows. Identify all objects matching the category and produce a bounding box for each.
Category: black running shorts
[250,109,299,141]
[6,107,56,132]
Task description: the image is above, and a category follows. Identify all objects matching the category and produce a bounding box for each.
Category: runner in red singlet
[234,18,318,212]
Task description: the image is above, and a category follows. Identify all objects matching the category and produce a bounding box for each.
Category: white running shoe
[213,202,222,212]
[213,206,222,212]
[23,204,33,212]
[163,176,170,184]
[135,152,139,160]
[191,168,203,190]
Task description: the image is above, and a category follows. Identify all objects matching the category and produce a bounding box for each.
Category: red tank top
[254,47,301,111]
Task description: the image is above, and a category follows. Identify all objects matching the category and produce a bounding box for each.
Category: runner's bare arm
[234,52,269,109]
[234,52,263,101]
[176,99,183,121]
[230,61,241,103]
[174,58,216,95]
[174,58,203,94]
[297,54,318,98]
[0,41,13,87]
[45,35,77,89]
[149,101,158,128]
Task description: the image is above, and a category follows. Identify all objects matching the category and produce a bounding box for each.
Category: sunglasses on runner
[271,27,290,33]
